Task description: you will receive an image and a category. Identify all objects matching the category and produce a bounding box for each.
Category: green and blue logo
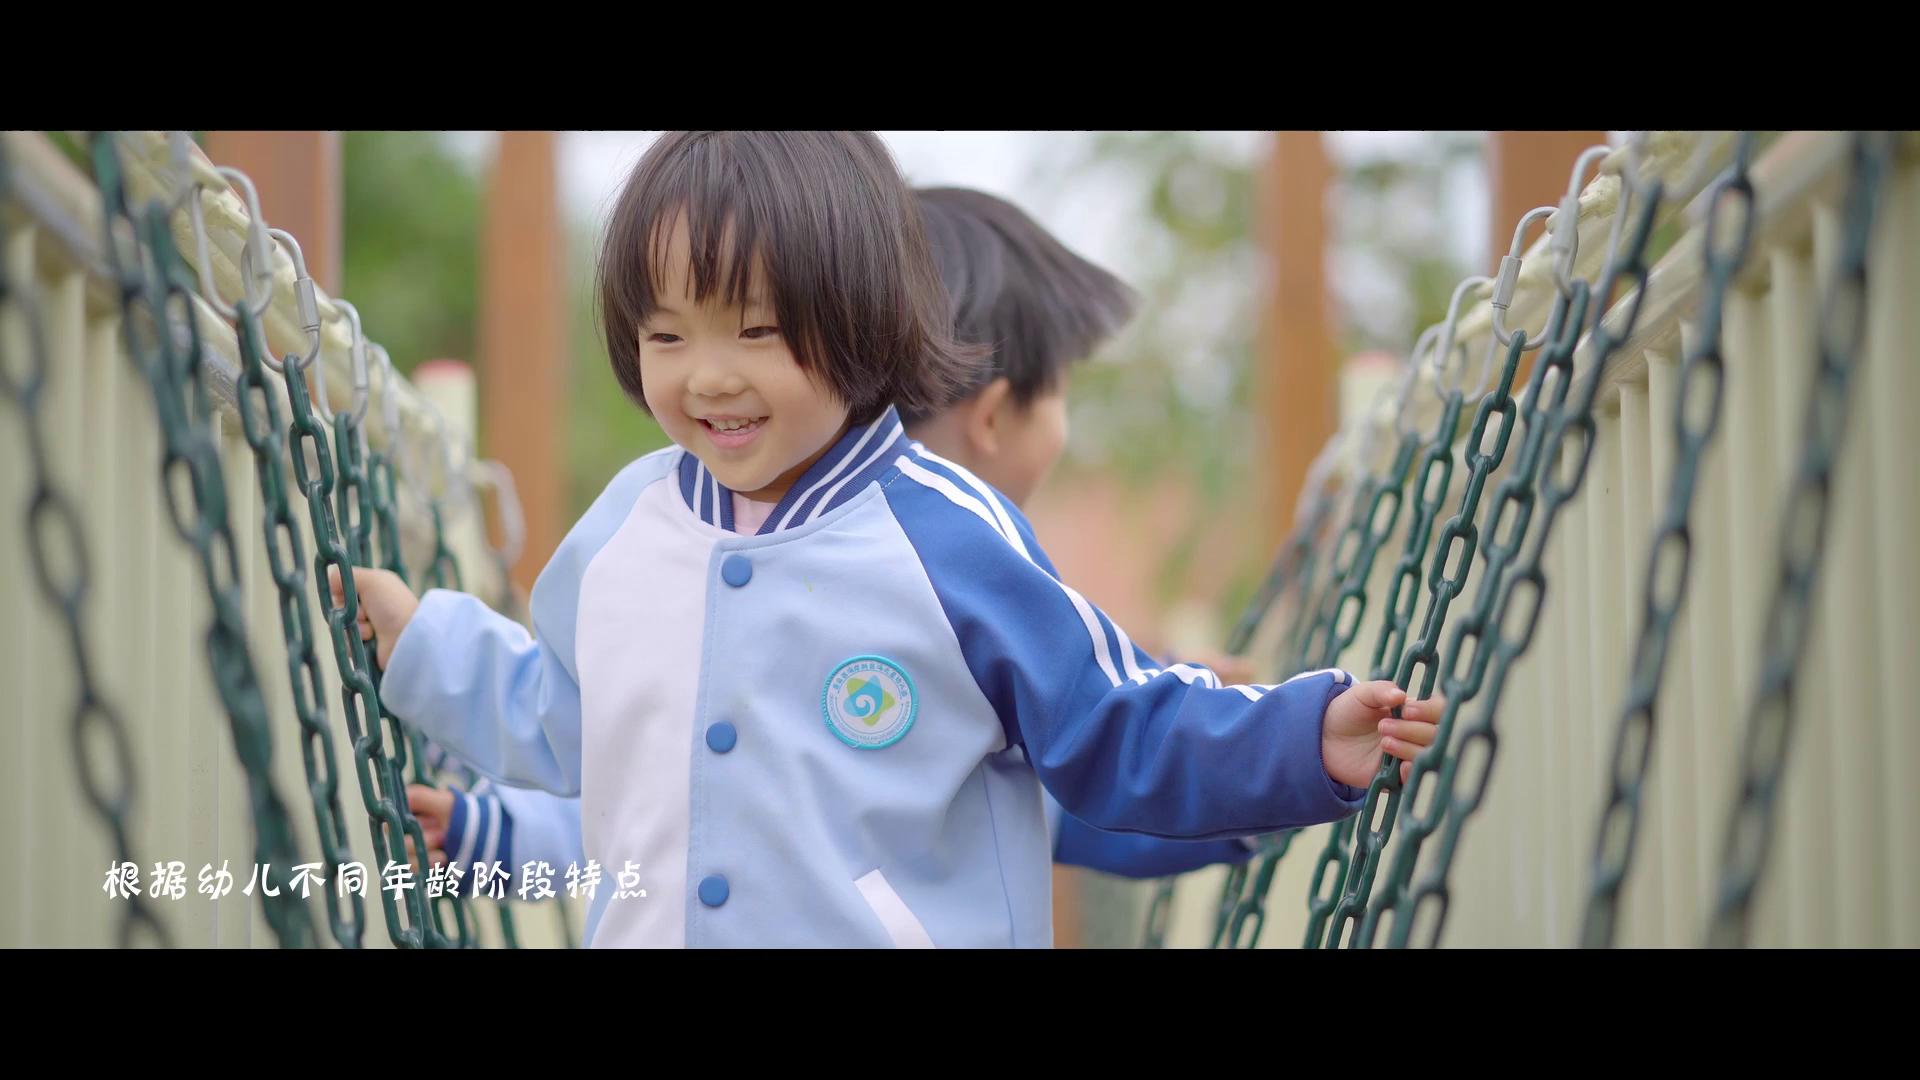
[823,655,917,750]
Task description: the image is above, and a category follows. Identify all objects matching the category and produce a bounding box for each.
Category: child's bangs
[634,160,770,320]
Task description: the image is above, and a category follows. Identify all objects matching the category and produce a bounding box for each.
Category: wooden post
[479,132,566,593]
[1257,132,1339,552]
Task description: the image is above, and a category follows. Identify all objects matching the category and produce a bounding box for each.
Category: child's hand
[1320,680,1445,790]
[406,784,454,869]
[326,566,419,670]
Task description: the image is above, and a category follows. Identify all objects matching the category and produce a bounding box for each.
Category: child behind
[343,131,1437,948]
[907,185,1288,880]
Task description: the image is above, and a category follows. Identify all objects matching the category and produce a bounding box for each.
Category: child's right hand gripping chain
[326,566,420,671]
[1320,680,1445,789]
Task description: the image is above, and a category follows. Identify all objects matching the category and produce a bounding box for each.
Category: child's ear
[965,377,1014,459]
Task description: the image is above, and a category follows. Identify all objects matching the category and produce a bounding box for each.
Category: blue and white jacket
[382,406,1363,948]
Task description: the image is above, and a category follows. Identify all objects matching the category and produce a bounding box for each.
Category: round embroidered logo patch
[823,655,917,750]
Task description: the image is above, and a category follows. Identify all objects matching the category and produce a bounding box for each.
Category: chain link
[412,443,511,946]
[477,460,528,625]
[1226,431,1345,658]
[231,306,365,949]
[406,402,523,947]
[1328,327,1533,948]
[1580,133,1757,947]
[368,347,411,585]
[1,139,171,948]
[1220,830,1296,947]
[423,429,466,595]
[283,347,447,948]
[1140,876,1176,949]
[1294,413,1424,948]
[1367,383,1467,692]
[1375,171,1667,949]
[1706,132,1894,947]
[1146,399,1363,947]
[89,133,314,948]
[1295,439,1420,683]
[1359,278,1586,948]
[1169,434,1337,950]
[350,359,487,948]
[1311,327,1517,947]
[1281,479,1362,676]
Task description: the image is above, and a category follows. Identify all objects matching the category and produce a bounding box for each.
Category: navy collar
[676,406,910,535]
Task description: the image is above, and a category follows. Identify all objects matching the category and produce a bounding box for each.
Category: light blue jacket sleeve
[885,457,1367,842]
[381,455,668,797]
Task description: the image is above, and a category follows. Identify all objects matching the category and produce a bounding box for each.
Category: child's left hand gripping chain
[326,566,420,671]
[1320,680,1446,790]
[403,784,453,870]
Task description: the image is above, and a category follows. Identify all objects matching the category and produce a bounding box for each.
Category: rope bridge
[2,131,1913,948]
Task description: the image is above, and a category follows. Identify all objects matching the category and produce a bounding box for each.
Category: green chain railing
[1705,131,1894,947]
[1370,163,1667,949]
[1326,304,1538,949]
[230,295,367,949]
[1580,134,1757,947]
[0,137,171,949]
[89,132,314,948]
